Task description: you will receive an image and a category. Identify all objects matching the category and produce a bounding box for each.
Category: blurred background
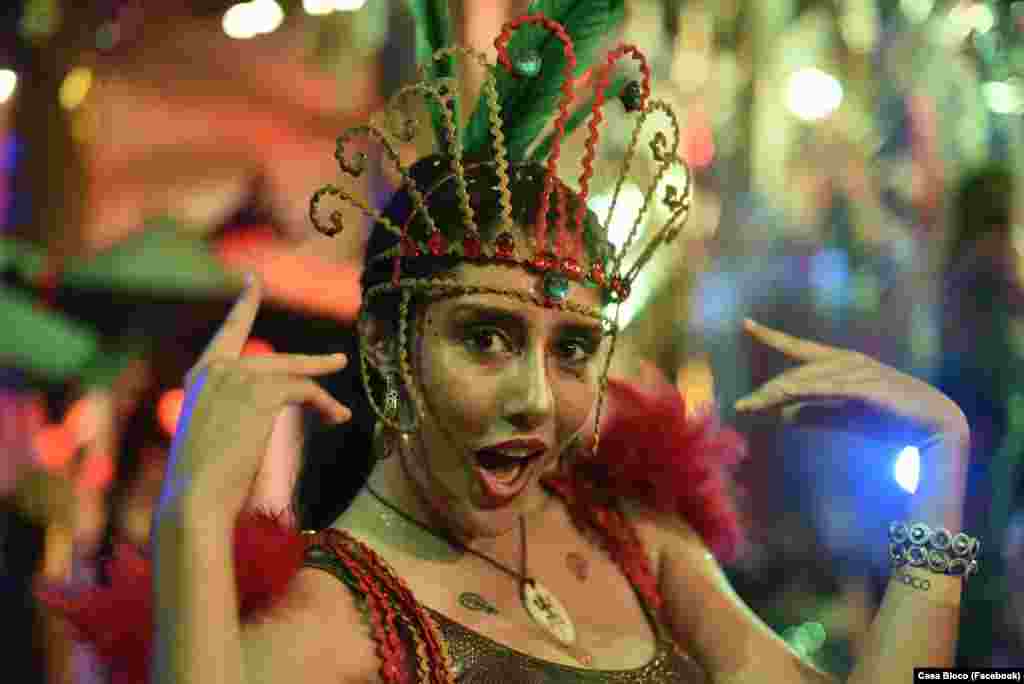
[2,0,1023,680]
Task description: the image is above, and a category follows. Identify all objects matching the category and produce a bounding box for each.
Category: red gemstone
[462,233,482,258]
[495,232,516,259]
[611,276,630,300]
[532,251,555,272]
[589,262,607,287]
[427,230,447,256]
[561,257,583,280]
[400,235,421,257]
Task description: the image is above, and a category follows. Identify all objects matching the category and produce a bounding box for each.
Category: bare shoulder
[242,566,382,684]
[618,499,708,572]
[620,501,837,683]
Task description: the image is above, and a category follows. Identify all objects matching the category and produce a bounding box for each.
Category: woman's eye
[464,329,513,355]
[558,339,598,364]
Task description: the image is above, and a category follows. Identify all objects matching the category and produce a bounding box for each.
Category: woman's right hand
[155,274,351,528]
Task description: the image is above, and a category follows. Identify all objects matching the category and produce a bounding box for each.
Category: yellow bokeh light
[677,356,716,416]
[59,66,92,110]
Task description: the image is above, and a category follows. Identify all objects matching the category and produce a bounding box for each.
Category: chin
[464,478,551,538]
[460,507,522,540]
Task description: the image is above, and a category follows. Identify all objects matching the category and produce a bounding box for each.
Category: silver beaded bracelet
[888,521,980,579]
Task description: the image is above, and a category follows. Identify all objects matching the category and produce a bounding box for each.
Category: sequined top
[302,479,709,684]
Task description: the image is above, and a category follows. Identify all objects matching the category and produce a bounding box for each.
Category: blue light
[893,446,920,494]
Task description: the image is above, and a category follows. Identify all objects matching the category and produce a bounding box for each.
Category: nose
[502,346,554,430]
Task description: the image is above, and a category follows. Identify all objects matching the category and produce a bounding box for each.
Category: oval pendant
[522,580,576,645]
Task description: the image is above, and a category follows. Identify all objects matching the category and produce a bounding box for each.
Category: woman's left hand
[734,319,968,439]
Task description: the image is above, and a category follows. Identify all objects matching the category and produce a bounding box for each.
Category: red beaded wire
[495,14,577,262]
[312,533,404,684]
[317,528,456,684]
[575,45,652,243]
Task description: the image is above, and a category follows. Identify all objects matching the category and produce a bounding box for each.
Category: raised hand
[156,275,351,527]
[734,319,968,439]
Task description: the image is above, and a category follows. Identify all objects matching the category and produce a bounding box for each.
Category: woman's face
[402,262,608,541]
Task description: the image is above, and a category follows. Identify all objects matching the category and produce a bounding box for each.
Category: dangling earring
[373,421,392,460]
[384,371,400,420]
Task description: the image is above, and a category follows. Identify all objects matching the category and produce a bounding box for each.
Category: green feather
[529,74,629,163]
[463,0,626,161]
[5,218,238,296]
[63,217,238,296]
[80,342,146,390]
[407,0,456,150]
[0,284,99,383]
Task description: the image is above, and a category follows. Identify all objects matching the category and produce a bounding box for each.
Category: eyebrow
[449,303,605,337]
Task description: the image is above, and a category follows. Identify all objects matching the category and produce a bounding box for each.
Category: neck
[344,433,518,558]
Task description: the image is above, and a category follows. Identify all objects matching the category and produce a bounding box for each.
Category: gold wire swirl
[310,184,397,237]
[425,46,514,234]
[387,108,418,143]
[590,299,623,459]
[619,157,692,285]
[397,288,418,433]
[657,160,693,243]
[386,80,475,239]
[610,100,681,278]
[427,63,476,238]
[335,129,370,176]
[624,182,690,282]
[363,122,440,240]
[659,191,693,245]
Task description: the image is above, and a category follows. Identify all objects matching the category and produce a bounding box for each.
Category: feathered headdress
[310,0,695,455]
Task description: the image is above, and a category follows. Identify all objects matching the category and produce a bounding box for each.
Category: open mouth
[474,449,543,482]
[472,448,545,506]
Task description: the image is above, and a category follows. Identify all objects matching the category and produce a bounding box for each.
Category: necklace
[364,483,590,663]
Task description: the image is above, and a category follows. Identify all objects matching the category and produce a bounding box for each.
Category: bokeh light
[223,0,285,40]
[242,338,275,356]
[982,79,1024,114]
[0,70,18,104]
[786,67,843,122]
[157,388,185,438]
[78,451,114,492]
[59,67,93,111]
[588,183,646,251]
[63,396,100,445]
[900,0,935,24]
[893,445,921,494]
[33,424,77,472]
[303,0,367,14]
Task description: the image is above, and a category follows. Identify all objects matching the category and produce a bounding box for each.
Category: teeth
[492,461,525,483]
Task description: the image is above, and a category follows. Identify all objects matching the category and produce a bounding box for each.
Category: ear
[358,310,399,373]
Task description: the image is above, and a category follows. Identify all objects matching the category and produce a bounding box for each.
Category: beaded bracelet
[888,521,980,579]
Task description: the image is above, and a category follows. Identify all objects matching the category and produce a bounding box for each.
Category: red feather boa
[567,367,748,563]
[35,372,746,682]
[35,510,305,684]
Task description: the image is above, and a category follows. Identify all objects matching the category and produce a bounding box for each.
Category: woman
[44,9,975,684]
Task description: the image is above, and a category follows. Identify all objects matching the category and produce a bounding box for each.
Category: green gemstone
[543,272,569,301]
[513,50,542,77]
